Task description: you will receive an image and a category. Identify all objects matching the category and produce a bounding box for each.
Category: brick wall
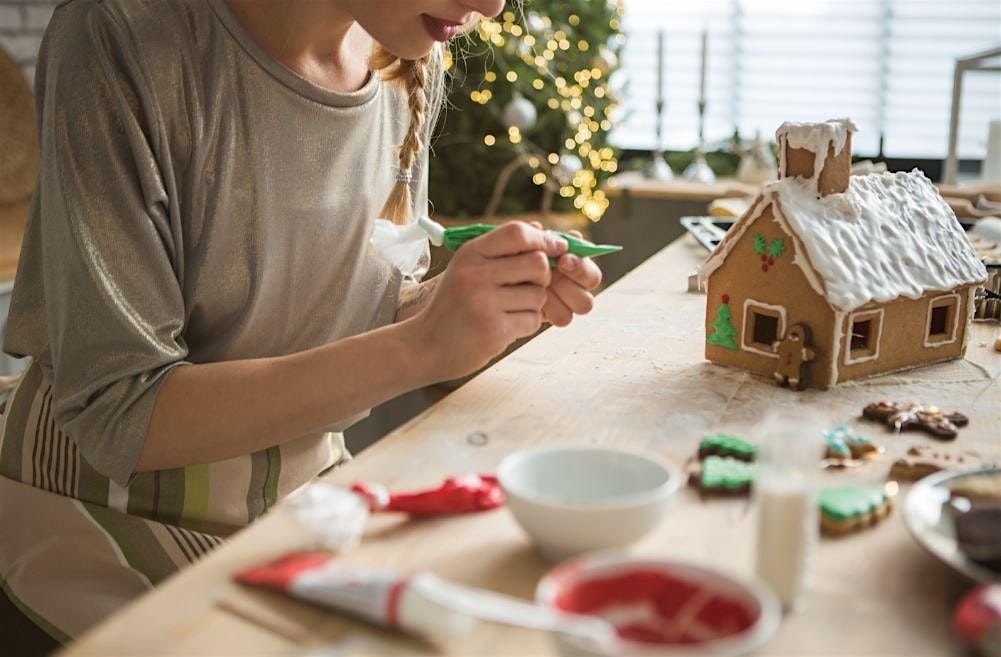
[0,0,59,87]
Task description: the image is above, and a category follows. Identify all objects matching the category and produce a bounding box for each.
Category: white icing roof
[702,169,987,311]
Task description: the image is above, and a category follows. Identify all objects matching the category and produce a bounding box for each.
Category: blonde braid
[371,48,434,225]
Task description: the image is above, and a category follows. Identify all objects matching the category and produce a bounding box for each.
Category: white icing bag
[370,218,430,280]
[285,483,369,552]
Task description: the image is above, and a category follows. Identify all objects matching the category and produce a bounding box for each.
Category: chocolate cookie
[861,401,968,440]
[955,505,1001,572]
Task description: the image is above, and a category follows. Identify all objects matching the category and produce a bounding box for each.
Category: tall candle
[656,30,665,106]
[699,29,708,105]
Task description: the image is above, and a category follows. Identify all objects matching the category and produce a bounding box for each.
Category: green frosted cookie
[819,485,893,535]
[689,456,756,496]
[698,434,757,462]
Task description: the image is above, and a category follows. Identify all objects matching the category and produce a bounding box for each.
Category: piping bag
[237,551,617,653]
[419,216,622,263]
[351,474,504,517]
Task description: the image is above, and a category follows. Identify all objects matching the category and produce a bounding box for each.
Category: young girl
[0,0,602,646]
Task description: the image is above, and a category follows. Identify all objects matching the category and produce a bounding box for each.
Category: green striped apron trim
[264,446,281,510]
[0,576,71,645]
[181,462,210,532]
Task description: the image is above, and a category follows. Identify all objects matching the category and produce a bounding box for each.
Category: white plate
[903,467,1001,583]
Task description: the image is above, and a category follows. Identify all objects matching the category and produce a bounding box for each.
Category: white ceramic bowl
[536,553,781,657]
[497,446,681,560]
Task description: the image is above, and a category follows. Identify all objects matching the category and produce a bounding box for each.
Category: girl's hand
[531,225,603,327]
[411,222,568,381]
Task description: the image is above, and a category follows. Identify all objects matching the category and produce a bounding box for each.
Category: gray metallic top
[4,0,428,485]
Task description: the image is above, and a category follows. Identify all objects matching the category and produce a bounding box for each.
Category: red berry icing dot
[762,264,768,272]
[721,294,730,304]
[768,257,775,266]
[760,255,767,262]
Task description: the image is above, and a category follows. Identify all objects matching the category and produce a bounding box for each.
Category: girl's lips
[422,14,461,42]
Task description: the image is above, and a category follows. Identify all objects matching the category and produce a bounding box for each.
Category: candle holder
[644,30,674,182]
[644,99,675,181]
[684,100,716,183]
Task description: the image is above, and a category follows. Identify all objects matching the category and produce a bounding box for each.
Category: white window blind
[612,0,1001,159]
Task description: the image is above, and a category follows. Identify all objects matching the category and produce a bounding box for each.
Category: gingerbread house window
[925,294,960,347]
[742,299,786,358]
[844,308,883,365]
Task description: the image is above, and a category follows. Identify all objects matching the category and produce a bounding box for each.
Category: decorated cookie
[955,506,1001,572]
[861,401,969,440]
[949,473,1001,504]
[698,434,757,462]
[823,425,878,466]
[688,456,756,496]
[772,323,816,391]
[819,485,893,536]
[889,445,988,482]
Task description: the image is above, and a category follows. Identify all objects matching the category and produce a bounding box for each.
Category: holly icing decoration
[753,233,786,272]
[707,294,739,351]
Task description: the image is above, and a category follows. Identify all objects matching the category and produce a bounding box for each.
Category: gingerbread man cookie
[861,401,969,440]
[772,323,816,390]
[889,445,988,482]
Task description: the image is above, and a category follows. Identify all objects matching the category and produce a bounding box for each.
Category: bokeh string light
[437,1,625,222]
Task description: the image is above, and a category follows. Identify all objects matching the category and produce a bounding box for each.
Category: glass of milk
[753,410,824,613]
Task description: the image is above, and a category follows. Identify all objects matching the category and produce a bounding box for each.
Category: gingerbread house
[699,119,988,389]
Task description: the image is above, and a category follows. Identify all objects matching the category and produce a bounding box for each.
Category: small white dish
[536,553,781,657]
[903,466,1001,583]
[498,446,681,560]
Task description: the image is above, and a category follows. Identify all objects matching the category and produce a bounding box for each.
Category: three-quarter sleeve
[25,8,189,485]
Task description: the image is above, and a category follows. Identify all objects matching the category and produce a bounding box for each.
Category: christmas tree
[429,2,624,221]
[707,296,739,350]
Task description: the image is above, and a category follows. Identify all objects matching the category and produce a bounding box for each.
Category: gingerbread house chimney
[776,118,857,196]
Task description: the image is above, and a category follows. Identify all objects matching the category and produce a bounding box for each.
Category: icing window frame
[925,293,960,347]
[844,308,884,365]
[741,299,787,358]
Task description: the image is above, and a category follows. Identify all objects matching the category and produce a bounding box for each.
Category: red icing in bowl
[553,568,757,646]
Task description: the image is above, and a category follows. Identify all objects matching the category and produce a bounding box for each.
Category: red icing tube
[236,552,474,638]
[351,474,504,516]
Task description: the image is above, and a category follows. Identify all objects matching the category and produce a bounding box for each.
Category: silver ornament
[502,94,538,131]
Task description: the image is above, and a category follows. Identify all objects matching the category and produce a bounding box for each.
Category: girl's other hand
[529,223,603,328]
[411,222,567,381]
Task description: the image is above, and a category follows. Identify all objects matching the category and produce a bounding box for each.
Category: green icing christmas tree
[707,296,739,350]
[429,2,624,220]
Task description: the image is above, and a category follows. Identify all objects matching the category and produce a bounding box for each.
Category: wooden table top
[62,235,1001,657]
